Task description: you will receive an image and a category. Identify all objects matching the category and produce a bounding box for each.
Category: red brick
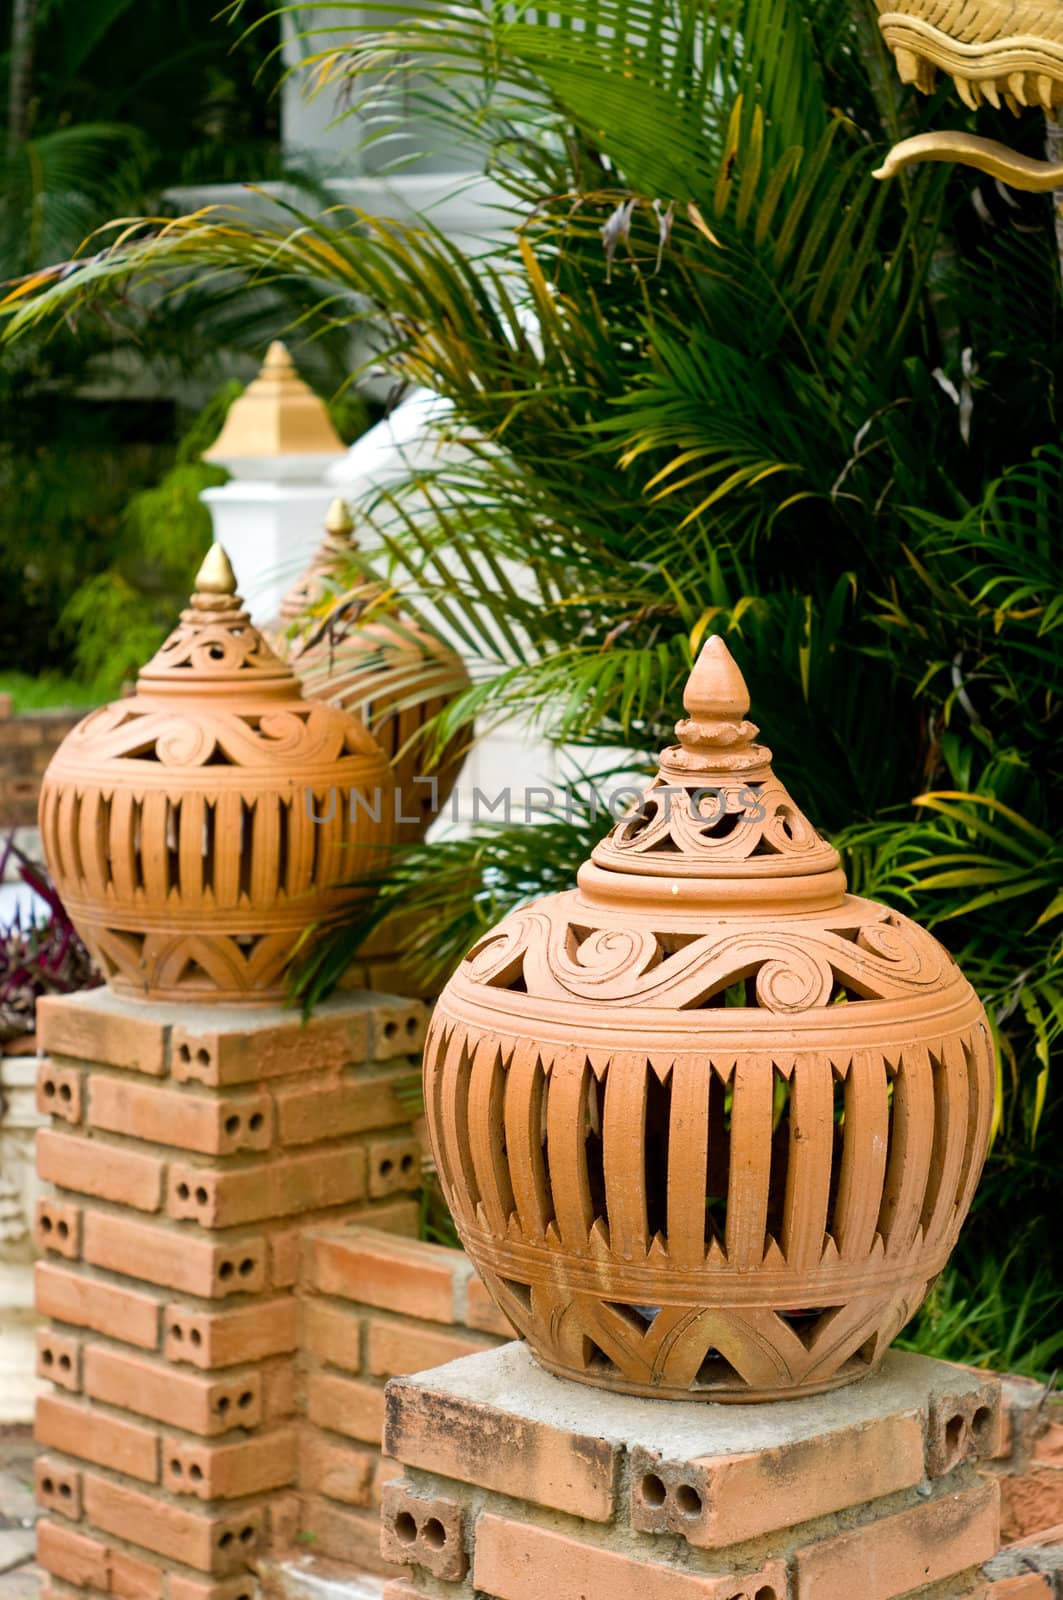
[275,1072,410,1145]
[308,1229,458,1323]
[367,1136,421,1200]
[373,1456,402,1506]
[82,1474,265,1575]
[38,1128,164,1213]
[307,1372,386,1446]
[262,1360,297,1420]
[37,1061,82,1124]
[631,1410,926,1548]
[35,1456,81,1520]
[1001,1467,1063,1544]
[172,1007,370,1087]
[793,1479,1000,1599]
[35,1393,158,1483]
[299,1497,390,1574]
[298,1434,376,1508]
[267,1492,300,1547]
[385,1375,617,1521]
[274,1198,418,1288]
[162,1428,296,1500]
[36,1327,81,1392]
[83,1346,262,1436]
[38,994,166,1075]
[83,1211,266,1298]
[35,1263,160,1350]
[464,1274,516,1337]
[367,1318,494,1380]
[303,1300,361,1373]
[109,1549,164,1600]
[87,1076,271,1155]
[35,1199,80,1259]
[164,1299,297,1369]
[928,1377,1001,1474]
[380,1479,466,1582]
[167,1579,258,1600]
[167,1146,366,1229]
[472,1514,786,1599]
[37,1518,109,1588]
[987,1578,1054,1599]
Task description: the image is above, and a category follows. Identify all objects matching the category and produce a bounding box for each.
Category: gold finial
[203,343,345,461]
[683,634,750,723]
[324,497,355,539]
[194,544,237,597]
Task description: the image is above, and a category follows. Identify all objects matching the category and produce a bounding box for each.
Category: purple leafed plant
[0,835,100,1043]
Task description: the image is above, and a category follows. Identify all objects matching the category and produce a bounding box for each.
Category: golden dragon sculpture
[874,0,1063,188]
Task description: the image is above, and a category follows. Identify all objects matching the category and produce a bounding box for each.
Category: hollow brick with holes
[36,1327,81,1392]
[35,1393,159,1483]
[380,1480,467,1582]
[166,1146,367,1228]
[37,1127,165,1213]
[83,1345,262,1435]
[82,1210,267,1297]
[372,1004,426,1060]
[928,1379,1002,1475]
[164,1298,298,1369]
[36,1061,82,1123]
[82,1474,266,1575]
[162,1428,297,1501]
[35,1262,161,1350]
[171,1005,372,1088]
[88,1075,272,1155]
[629,1408,926,1548]
[37,991,167,1075]
[35,1199,81,1258]
[34,1457,81,1521]
[368,1135,422,1199]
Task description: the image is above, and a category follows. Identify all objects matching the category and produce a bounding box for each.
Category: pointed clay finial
[324,497,355,539]
[264,341,294,372]
[194,544,237,597]
[684,635,750,723]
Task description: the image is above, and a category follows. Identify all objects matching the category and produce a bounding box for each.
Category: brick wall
[292,1224,512,1573]
[0,700,83,829]
[32,986,430,1600]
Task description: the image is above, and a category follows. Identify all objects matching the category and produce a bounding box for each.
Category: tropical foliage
[3,0,1061,1361]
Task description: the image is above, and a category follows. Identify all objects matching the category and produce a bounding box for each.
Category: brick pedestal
[383,1343,1002,1600]
[33,985,428,1600]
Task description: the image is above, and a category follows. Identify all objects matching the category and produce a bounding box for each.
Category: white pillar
[201,343,347,623]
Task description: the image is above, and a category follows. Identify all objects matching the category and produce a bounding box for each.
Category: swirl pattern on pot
[425,636,992,1401]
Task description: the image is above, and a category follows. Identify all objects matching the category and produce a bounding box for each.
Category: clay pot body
[273,501,469,845]
[425,639,992,1401]
[40,547,395,1003]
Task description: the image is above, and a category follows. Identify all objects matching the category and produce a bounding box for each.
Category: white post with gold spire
[199,342,347,621]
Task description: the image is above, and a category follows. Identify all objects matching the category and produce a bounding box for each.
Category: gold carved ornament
[39,546,396,1003]
[873,0,1063,188]
[271,498,470,846]
[423,638,993,1401]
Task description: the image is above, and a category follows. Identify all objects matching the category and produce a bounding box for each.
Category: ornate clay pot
[272,498,469,845]
[425,638,993,1401]
[39,546,395,1003]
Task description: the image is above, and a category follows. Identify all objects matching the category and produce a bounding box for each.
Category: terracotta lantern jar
[272,498,469,844]
[425,638,993,1401]
[39,546,396,1003]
